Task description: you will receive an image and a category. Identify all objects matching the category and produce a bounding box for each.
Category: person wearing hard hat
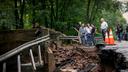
[100,18,108,41]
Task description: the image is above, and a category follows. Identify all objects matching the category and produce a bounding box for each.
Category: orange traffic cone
[109,29,115,45]
[105,32,109,44]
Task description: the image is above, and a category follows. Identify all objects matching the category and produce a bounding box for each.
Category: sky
[117,0,128,23]
[118,0,128,3]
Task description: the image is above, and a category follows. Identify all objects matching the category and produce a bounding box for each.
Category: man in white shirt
[100,18,108,41]
[85,24,93,46]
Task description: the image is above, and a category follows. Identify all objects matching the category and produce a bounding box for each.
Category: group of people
[79,22,96,46]
[79,18,108,46]
[79,17,128,46]
[116,23,128,41]
[100,18,128,42]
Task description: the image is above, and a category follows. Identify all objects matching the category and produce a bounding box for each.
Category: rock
[60,69,77,72]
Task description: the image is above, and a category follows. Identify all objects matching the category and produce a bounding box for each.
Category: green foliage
[0,0,127,35]
[0,0,15,30]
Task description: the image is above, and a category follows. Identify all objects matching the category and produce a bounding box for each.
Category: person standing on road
[85,23,92,46]
[126,25,128,41]
[79,23,86,45]
[100,18,108,41]
[116,24,123,42]
[35,23,42,37]
[91,24,96,45]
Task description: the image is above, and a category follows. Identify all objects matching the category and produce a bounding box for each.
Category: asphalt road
[103,41,128,61]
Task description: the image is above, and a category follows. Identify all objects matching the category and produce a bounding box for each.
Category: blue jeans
[126,32,128,40]
[86,33,93,46]
[92,34,95,45]
[80,34,85,45]
[117,32,122,41]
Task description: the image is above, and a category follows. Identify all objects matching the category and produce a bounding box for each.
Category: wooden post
[47,47,55,72]
[44,42,48,64]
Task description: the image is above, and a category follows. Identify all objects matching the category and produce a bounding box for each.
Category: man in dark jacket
[126,25,128,40]
[116,24,123,42]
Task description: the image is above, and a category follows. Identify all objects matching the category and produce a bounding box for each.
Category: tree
[32,0,36,28]
[0,0,126,36]
[14,0,20,29]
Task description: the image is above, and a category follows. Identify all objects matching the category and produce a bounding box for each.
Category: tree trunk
[55,0,58,21]
[14,0,20,29]
[89,0,97,23]
[45,16,48,27]
[41,0,49,27]
[50,0,54,28]
[86,0,91,23]
[19,0,25,28]
[60,0,66,22]
[32,0,36,28]
[92,0,100,22]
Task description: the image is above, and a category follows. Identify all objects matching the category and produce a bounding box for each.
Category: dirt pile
[50,45,102,72]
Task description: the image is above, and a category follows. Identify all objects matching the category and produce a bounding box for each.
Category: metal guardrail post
[29,49,36,71]
[17,55,21,72]
[3,62,6,72]
[38,44,42,65]
[0,34,50,72]
[0,34,49,62]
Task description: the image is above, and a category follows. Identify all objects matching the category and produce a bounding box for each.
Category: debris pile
[51,45,101,72]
